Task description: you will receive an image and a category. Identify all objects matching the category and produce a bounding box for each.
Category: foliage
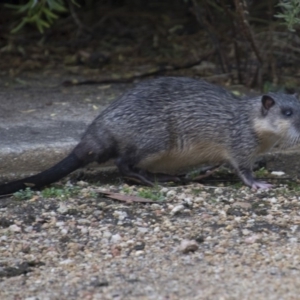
[13,185,81,200]
[40,186,80,198]
[13,187,35,200]
[6,0,77,33]
[276,0,300,31]
[136,187,165,201]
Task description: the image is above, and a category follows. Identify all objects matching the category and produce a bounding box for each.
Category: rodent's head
[254,92,300,150]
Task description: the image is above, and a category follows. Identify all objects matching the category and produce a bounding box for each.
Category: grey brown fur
[1,77,300,195]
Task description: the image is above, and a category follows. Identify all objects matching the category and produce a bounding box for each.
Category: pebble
[111,234,122,243]
[154,226,160,232]
[59,259,74,265]
[77,218,90,225]
[179,240,199,253]
[171,205,185,215]
[232,201,251,209]
[166,190,176,197]
[244,234,261,244]
[268,197,277,203]
[113,211,128,221]
[271,171,285,176]
[103,231,112,239]
[8,224,21,232]
[160,187,169,194]
[151,203,161,210]
[242,229,251,236]
[137,227,148,234]
[57,203,69,214]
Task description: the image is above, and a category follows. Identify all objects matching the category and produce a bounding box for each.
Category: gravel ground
[0,172,300,300]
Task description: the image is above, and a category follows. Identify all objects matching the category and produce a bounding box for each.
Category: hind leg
[116,158,182,186]
[116,158,155,186]
[144,172,182,183]
[191,165,221,182]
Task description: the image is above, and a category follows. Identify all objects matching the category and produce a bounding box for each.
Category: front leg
[236,166,273,190]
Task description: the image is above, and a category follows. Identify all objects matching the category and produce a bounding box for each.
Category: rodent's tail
[0,152,83,196]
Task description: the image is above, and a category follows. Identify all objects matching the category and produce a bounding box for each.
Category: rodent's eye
[282,109,293,117]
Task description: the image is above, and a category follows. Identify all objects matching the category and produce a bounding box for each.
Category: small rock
[154,226,160,232]
[274,253,284,261]
[61,228,68,235]
[111,245,122,257]
[166,190,176,197]
[171,205,185,215]
[113,211,128,221]
[244,234,261,244]
[160,187,169,194]
[179,239,199,253]
[97,202,107,209]
[194,197,204,203]
[268,197,277,203]
[56,221,65,227]
[271,171,285,176]
[137,227,148,234]
[9,224,21,233]
[93,210,102,217]
[111,234,122,243]
[184,197,193,207]
[232,201,251,209]
[59,259,74,265]
[77,218,90,225]
[80,227,88,234]
[76,180,89,187]
[134,242,145,251]
[151,203,161,210]
[214,247,226,254]
[242,229,251,235]
[67,242,84,251]
[214,188,223,194]
[57,203,69,214]
[24,226,33,233]
[103,231,112,239]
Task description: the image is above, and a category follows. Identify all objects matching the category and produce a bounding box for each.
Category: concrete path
[0,73,130,182]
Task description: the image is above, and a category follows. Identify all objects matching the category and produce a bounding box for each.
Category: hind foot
[116,159,183,186]
[251,180,273,190]
[191,165,221,182]
[124,171,181,186]
[237,166,273,190]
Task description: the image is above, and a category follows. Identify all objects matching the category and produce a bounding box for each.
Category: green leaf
[42,7,59,20]
[38,19,51,28]
[36,20,45,33]
[10,19,27,33]
[30,0,38,9]
[49,1,67,12]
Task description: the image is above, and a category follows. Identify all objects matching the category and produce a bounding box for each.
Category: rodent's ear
[261,95,275,115]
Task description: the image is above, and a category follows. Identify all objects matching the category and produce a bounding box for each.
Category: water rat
[1,77,299,195]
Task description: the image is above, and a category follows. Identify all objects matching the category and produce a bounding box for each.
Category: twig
[233,0,263,65]
[62,53,213,86]
[268,0,278,85]
[219,0,243,83]
[66,0,92,37]
[233,0,264,87]
[190,0,228,74]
